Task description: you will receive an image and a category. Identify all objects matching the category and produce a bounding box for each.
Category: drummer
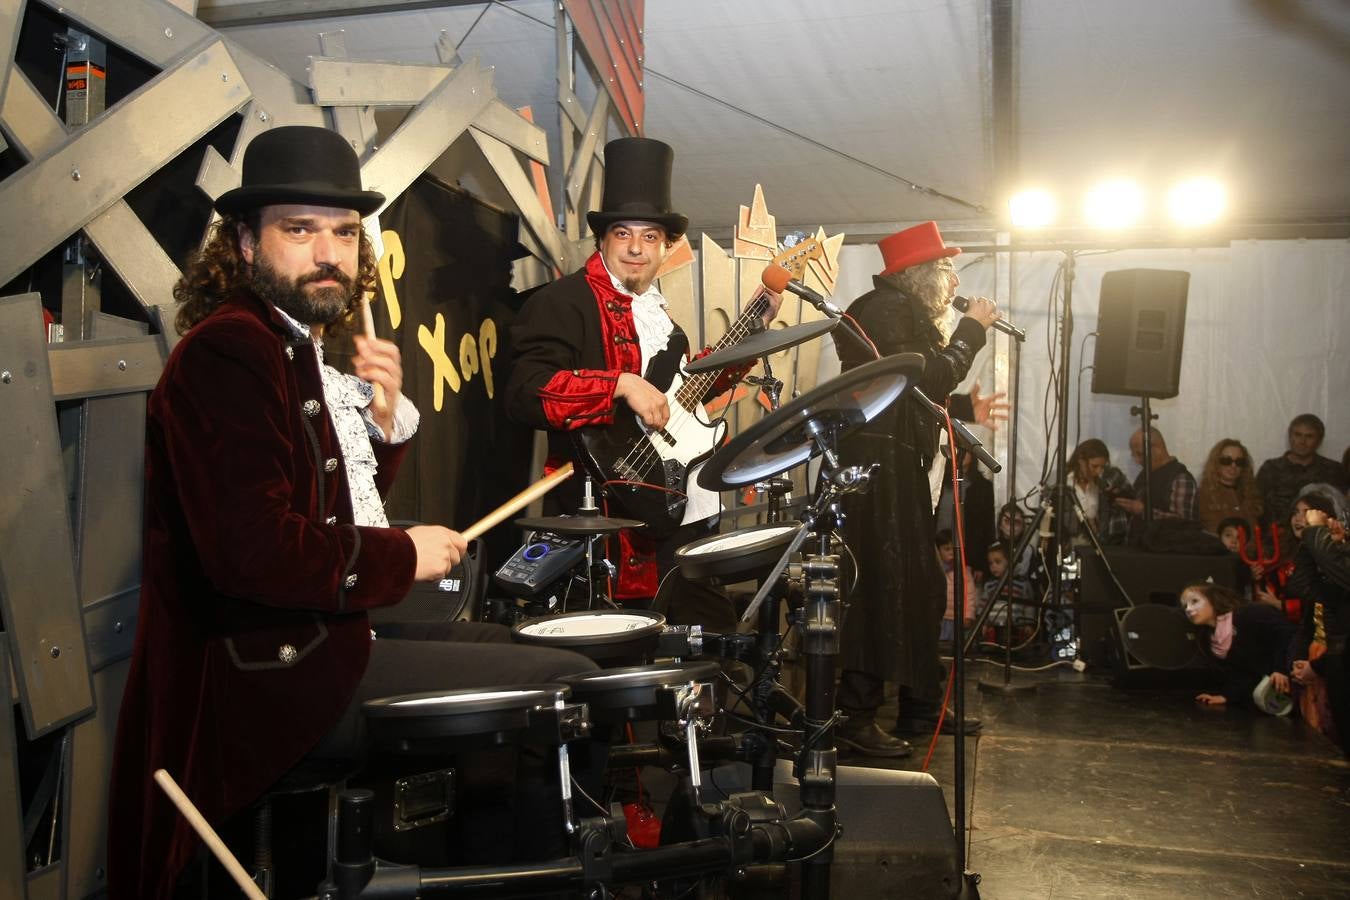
[505,137,781,626]
[108,127,597,900]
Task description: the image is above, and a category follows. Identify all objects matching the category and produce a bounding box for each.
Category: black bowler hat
[586,137,688,239]
[215,125,385,216]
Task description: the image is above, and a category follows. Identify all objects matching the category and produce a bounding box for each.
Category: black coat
[1199,603,1296,706]
[834,277,986,702]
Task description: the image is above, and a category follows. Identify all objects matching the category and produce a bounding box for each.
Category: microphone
[761,265,844,317]
[952,296,1026,343]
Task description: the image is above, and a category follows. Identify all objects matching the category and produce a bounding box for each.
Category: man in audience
[1115,426,1198,523]
[1257,414,1347,531]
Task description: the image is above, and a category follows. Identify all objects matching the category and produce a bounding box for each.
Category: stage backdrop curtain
[330,175,533,568]
[817,239,1350,514]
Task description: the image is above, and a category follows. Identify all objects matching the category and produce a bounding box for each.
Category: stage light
[1009,189,1057,228]
[1167,178,1225,226]
[1083,179,1144,228]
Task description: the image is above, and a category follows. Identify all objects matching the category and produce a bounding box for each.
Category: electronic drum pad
[697,353,926,491]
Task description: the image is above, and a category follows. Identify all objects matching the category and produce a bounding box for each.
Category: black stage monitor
[1091,268,1190,399]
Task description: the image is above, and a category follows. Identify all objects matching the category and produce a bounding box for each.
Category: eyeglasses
[1218,455,1247,468]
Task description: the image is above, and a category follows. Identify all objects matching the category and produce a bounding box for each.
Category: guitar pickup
[655,428,677,447]
[614,461,639,481]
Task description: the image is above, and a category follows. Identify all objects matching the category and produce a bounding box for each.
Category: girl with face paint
[1180,582,1296,709]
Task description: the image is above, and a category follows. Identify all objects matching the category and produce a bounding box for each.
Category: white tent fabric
[819,240,1350,512]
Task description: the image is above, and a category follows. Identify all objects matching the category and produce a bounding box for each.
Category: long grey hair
[879,259,954,342]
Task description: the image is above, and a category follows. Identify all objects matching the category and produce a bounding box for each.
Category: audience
[935,448,995,584]
[1116,427,1198,524]
[1181,582,1295,709]
[1216,515,1249,554]
[1061,438,1131,546]
[1284,499,1349,752]
[1197,439,1264,535]
[936,529,973,641]
[979,541,1036,640]
[1256,414,1347,532]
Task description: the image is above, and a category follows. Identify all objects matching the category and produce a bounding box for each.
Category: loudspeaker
[1091,268,1190,399]
[702,760,961,898]
[1077,548,1242,672]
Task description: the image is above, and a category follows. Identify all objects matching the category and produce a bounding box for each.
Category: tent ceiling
[206,0,1350,239]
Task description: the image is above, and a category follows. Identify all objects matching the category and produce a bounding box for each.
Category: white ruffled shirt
[601,259,720,526]
[276,308,419,528]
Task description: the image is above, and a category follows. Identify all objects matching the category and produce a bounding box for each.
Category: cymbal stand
[736,436,874,898]
[577,477,615,609]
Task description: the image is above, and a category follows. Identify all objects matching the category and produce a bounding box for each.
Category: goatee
[249,256,356,326]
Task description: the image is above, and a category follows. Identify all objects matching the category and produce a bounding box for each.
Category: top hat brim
[215,183,386,217]
[587,210,688,240]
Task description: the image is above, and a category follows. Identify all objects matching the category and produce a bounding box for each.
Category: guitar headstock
[766,236,824,283]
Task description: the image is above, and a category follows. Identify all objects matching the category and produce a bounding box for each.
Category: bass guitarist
[505,137,780,618]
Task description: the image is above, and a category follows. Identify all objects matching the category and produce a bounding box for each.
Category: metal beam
[309,57,549,164]
[0,641,23,900]
[35,0,212,70]
[198,0,489,28]
[0,0,22,117]
[471,127,567,272]
[47,336,165,401]
[361,57,495,218]
[0,294,96,737]
[0,39,251,288]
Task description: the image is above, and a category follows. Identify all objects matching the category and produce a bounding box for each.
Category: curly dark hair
[173,211,379,337]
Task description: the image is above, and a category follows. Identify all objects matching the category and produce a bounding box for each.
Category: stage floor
[860,665,1350,899]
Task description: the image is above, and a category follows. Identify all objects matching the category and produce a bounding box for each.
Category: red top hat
[878,221,961,277]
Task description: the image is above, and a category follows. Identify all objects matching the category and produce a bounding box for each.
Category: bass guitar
[572,238,824,536]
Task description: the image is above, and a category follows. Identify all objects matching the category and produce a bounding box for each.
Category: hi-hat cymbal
[683,319,838,374]
[515,514,645,536]
[697,353,927,491]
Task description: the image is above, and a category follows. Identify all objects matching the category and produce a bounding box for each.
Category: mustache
[297,265,353,289]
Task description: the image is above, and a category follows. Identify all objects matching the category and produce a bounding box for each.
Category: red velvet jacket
[506,253,742,597]
[108,290,417,899]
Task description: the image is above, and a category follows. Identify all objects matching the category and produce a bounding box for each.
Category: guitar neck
[676,292,770,409]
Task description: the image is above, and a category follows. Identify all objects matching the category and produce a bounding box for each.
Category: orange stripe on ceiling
[562,0,644,135]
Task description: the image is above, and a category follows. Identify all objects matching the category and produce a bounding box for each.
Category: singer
[832,220,1003,757]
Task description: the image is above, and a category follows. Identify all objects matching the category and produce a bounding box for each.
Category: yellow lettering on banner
[377,230,406,330]
[417,313,462,411]
[479,318,497,399]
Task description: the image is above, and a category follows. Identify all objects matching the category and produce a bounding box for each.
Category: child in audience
[1181,581,1295,709]
[979,541,1036,642]
[1216,516,1249,554]
[937,529,972,642]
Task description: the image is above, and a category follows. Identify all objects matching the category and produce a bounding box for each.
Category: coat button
[284,346,295,360]
[326,515,337,525]
[303,399,321,417]
[345,573,358,589]
[628,556,639,566]
[278,644,297,664]
[324,457,338,473]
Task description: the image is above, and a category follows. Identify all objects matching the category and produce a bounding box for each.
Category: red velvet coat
[506,253,743,598]
[108,290,417,899]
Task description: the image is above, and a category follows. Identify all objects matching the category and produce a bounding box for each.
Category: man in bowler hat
[506,137,780,618]
[109,125,594,899]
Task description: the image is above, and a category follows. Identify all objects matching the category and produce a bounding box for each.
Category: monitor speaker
[1091,268,1190,399]
[1078,547,1241,675]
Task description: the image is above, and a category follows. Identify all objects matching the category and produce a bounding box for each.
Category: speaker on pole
[1091,268,1190,399]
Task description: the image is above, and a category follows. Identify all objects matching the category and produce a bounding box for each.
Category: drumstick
[461,462,575,541]
[358,291,387,411]
[153,769,267,900]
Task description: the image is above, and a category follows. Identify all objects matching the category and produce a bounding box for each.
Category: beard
[249,255,357,327]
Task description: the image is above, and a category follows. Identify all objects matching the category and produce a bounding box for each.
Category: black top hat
[586,137,688,239]
[215,125,385,216]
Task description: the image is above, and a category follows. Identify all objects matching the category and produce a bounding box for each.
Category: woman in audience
[1062,438,1131,547]
[1181,581,1295,709]
[1197,438,1263,535]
